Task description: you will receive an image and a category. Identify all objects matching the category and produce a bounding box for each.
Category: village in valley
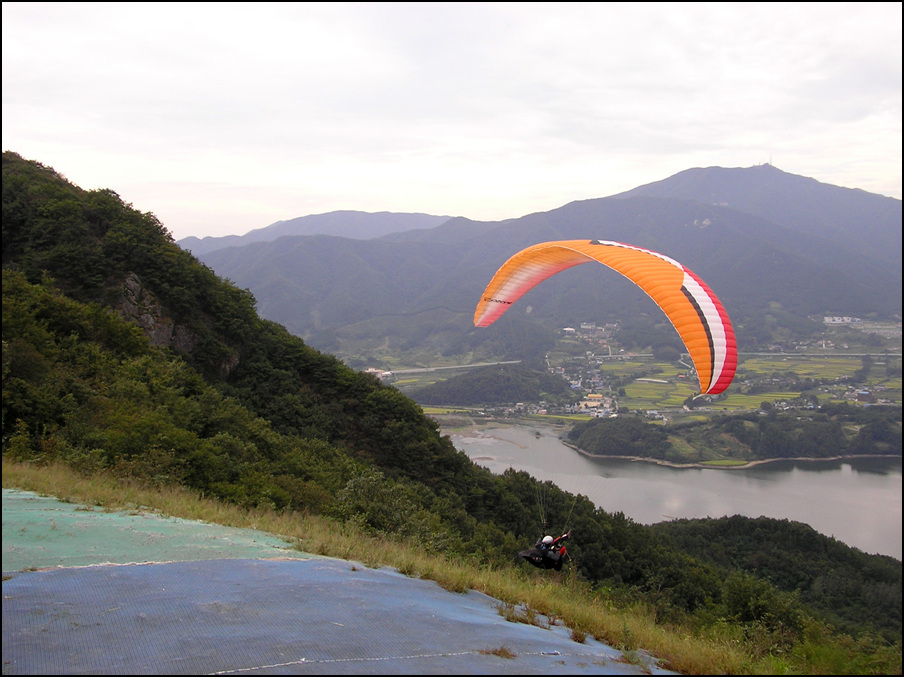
[396,316,902,424]
[550,317,900,416]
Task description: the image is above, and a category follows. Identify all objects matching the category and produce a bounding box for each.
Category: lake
[448,423,902,560]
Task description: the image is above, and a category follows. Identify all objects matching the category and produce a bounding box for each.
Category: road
[390,360,521,375]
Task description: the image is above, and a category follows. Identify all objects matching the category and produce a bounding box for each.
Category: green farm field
[738,355,867,378]
[610,352,901,411]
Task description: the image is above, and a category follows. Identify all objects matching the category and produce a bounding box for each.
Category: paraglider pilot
[519,530,571,570]
[537,530,571,562]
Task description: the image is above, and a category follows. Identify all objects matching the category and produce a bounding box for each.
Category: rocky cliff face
[115,273,241,377]
[115,273,200,353]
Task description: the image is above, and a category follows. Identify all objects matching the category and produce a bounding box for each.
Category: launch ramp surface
[3,489,675,675]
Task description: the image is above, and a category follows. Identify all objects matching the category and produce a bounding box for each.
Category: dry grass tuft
[479,645,516,659]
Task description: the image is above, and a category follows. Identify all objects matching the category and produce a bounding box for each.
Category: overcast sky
[3,2,901,241]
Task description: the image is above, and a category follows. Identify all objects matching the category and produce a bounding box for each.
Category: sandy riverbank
[562,440,897,470]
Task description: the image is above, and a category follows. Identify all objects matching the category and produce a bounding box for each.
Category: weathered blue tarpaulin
[2,490,676,675]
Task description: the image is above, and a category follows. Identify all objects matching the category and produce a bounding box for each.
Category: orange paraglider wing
[474,240,737,394]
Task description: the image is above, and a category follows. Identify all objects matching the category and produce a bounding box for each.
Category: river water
[448,424,902,560]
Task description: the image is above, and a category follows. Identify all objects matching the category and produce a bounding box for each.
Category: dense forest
[2,152,900,662]
[411,362,580,407]
[568,405,902,464]
[649,516,902,645]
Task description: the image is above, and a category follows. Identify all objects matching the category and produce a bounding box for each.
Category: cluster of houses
[823,316,862,325]
[367,318,898,415]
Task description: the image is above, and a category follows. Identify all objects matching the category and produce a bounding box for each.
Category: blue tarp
[2,490,676,675]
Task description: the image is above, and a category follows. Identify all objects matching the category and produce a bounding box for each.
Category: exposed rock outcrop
[115,273,241,377]
[115,273,200,353]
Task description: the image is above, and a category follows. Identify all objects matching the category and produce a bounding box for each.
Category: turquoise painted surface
[2,489,314,571]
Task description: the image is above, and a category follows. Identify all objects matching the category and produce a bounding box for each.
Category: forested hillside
[614,164,902,266]
[649,516,902,644]
[411,362,580,407]
[568,405,902,464]
[2,152,900,670]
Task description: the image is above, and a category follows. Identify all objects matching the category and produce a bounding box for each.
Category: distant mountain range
[186,165,902,363]
[179,211,451,256]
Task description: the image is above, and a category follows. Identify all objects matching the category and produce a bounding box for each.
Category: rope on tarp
[208,648,615,675]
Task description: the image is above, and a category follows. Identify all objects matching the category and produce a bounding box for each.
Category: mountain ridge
[178,210,453,256]
[613,164,901,264]
[190,166,901,362]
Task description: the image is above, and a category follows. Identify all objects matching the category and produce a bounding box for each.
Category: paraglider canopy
[474,239,737,395]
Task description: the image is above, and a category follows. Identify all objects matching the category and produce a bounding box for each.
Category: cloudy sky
[3,2,901,241]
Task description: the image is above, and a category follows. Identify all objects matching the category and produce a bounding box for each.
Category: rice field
[596,352,903,411]
[595,360,654,373]
[737,355,865,379]
[620,380,697,409]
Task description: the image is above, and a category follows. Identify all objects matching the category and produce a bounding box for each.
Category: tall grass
[3,459,897,675]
